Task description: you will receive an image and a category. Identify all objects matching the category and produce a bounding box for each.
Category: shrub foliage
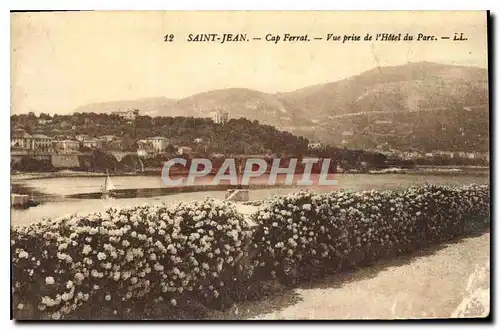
[12,200,252,319]
[12,184,490,319]
[251,184,490,283]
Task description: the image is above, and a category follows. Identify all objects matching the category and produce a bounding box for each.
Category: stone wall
[51,155,80,168]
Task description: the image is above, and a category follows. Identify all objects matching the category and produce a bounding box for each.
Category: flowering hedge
[12,199,253,320]
[251,184,490,283]
[12,184,490,319]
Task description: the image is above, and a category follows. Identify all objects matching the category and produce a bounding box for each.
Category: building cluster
[11,128,199,159]
[136,136,195,158]
[137,137,169,157]
[11,108,234,162]
[430,150,490,161]
[372,148,489,161]
[11,131,125,154]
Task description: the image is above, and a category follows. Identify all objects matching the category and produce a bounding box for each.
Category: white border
[2,0,498,10]
[2,1,497,329]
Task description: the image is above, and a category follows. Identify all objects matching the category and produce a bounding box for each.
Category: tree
[165,144,177,153]
[90,149,118,173]
[80,146,92,153]
[122,135,136,151]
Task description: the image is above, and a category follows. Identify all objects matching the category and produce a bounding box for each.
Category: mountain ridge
[73,62,489,151]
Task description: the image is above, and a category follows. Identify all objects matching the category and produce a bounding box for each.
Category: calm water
[11,172,489,225]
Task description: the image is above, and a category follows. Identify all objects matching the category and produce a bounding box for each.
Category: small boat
[101,173,116,199]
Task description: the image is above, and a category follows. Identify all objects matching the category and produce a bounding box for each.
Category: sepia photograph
[10,10,490,320]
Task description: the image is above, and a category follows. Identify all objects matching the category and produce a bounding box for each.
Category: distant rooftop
[12,132,31,138]
[58,139,80,143]
[31,134,52,139]
[146,136,168,140]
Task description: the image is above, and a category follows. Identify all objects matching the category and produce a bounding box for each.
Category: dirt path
[223,233,490,320]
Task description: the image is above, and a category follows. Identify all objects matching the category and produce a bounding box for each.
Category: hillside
[75,89,311,132]
[165,88,310,129]
[285,61,487,118]
[73,62,489,152]
[75,97,177,117]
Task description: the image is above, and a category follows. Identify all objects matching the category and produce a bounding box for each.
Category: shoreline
[10,166,490,182]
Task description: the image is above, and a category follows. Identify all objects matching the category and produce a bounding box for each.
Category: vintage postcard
[11,11,490,320]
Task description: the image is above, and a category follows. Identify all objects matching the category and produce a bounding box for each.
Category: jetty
[11,194,38,209]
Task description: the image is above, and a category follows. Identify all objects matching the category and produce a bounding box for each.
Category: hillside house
[38,118,53,125]
[107,137,124,150]
[11,131,32,150]
[112,109,139,121]
[75,134,90,142]
[137,140,155,158]
[99,135,117,143]
[212,110,229,124]
[82,138,104,149]
[11,132,53,152]
[308,142,324,150]
[178,146,193,155]
[31,134,54,152]
[401,151,423,160]
[53,140,80,154]
[435,151,455,159]
[145,137,169,153]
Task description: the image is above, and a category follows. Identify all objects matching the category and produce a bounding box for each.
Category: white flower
[66,280,74,289]
[74,273,85,282]
[17,303,24,310]
[51,312,61,320]
[97,252,107,260]
[62,291,73,301]
[45,276,55,285]
[58,243,68,251]
[82,245,92,255]
[18,250,28,259]
[170,298,177,306]
[113,272,121,281]
[105,294,111,301]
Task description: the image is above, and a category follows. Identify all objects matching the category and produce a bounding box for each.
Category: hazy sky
[11,11,488,115]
